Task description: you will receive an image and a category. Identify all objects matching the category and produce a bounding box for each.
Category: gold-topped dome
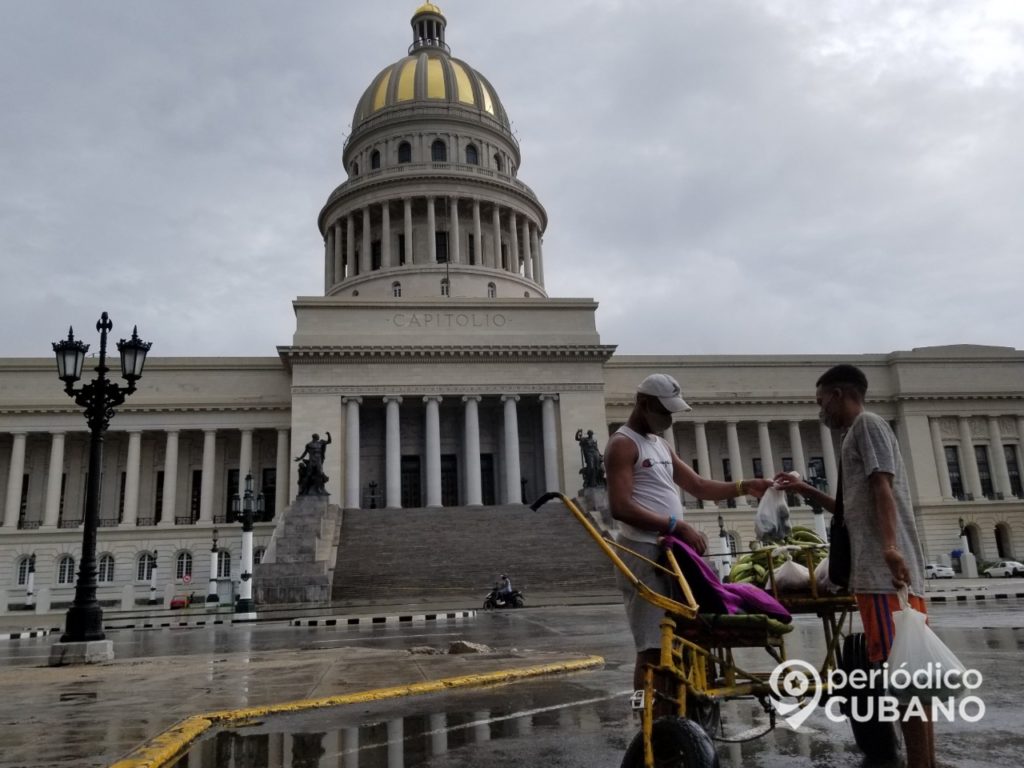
[350,5,511,134]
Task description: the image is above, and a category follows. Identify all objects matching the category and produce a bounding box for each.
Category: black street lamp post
[231,473,263,619]
[50,312,150,660]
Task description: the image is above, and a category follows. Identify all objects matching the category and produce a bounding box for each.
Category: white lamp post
[207,528,220,605]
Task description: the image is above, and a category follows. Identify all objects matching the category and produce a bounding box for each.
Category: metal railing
[58,519,81,529]
[136,517,155,527]
[97,518,119,528]
[17,520,41,530]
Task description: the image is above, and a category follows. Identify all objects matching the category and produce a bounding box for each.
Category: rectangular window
[398,234,407,266]
[752,458,764,479]
[118,472,127,522]
[692,458,702,508]
[722,459,735,508]
[262,467,277,520]
[780,457,798,506]
[226,469,240,521]
[435,231,449,263]
[57,473,67,525]
[154,471,164,523]
[1006,445,1022,498]
[807,457,826,487]
[500,242,508,269]
[975,446,994,498]
[18,474,29,525]
[371,239,382,270]
[467,233,475,264]
[190,469,202,522]
[944,446,964,500]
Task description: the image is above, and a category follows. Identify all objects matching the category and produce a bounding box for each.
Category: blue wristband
[666,515,677,535]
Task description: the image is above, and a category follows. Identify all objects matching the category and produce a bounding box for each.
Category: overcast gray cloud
[1,0,1021,359]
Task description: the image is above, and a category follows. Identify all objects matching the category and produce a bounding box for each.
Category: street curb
[290,610,476,627]
[107,654,605,768]
[0,627,56,641]
[928,592,1024,603]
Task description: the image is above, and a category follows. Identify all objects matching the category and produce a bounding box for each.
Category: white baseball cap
[637,373,691,413]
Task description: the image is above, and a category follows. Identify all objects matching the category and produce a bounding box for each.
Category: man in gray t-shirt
[774,364,933,768]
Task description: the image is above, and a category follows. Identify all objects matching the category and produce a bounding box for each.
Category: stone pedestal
[580,487,614,531]
[48,640,114,666]
[254,495,342,605]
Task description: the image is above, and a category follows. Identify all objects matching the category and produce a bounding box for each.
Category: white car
[924,563,954,579]
[983,560,1024,578]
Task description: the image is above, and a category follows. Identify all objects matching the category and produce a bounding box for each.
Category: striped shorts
[855,592,928,663]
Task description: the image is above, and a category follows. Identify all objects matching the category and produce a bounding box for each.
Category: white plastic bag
[772,557,810,592]
[755,476,794,541]
[886,588,967,704]
[814,557,840,594]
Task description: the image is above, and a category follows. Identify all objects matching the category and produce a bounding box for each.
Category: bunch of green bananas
[726,526,829,586]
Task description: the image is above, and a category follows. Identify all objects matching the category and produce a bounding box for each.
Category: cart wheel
[837,633,901,762]
[512,595,525,608]
[483,597,496,610]
[620,717,719,768]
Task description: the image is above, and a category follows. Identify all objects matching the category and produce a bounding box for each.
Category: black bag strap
[832,465,844,524]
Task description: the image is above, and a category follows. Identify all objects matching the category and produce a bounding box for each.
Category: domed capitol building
[1,4,1022,613]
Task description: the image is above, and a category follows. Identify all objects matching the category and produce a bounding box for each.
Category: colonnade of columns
[323,195,544,288]
[1,428,291,530]
[929,415,1024,501]
[341,393,560,510]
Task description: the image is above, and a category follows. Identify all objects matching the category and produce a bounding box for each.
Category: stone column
[198,429,216,524]
[381,202,391,268]
[384,396,402,508]
[988,416,1012,498]
[2,432,26,528]
[121,430,142,528]
[725,420,743,484]
[344,397,362,509]
[694,422,717,510]
[958,417,983,499]
[361,206,372,274]
[502,395,521,504]
[531,228,543,285]
[757,421,776,477]
[333,222,344,280]
[540,394,560,493]
[426,196,437,263]
[509,211,520,274]
[472,198,482,266]
[788,421,806,478]
[275,428,289,515]
[347,212,356,276]
[929,418,954,500]
[450,197,461,264]
[160,430,179,526]
[324,228,335,290]
[239,429,253,487]
[491,204,501,269]
[463,396,483,506]
[424,396,442,508]
[523,220,534,280]
[819,422,838,496]
[42,431,66,529]
[404,198,414,265]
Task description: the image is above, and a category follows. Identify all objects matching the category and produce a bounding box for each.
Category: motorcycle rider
[497,574,513,602]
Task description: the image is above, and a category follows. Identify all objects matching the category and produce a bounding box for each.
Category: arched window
[392,281,402,298]
[98,554,115,583]
[217,549,231,579]
[465,144,479,165]
[431,139,447,162]
[16,556,29,586]
[176,551,193,580]
[493,153,503,172]
[57,555,76,585]
[398,141,412,163]
[137,552,156,581]
[487,282,497,298]
[254,547,266,566]
[370,150,381,170]
[351,162,359,176]
[440,278,450,297]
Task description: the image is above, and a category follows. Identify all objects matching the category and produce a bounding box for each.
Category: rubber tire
[620,717,719,768]
[984,572,992,578]
[512,595,525,608]
[483,597,496,610]
[837,633,901,762]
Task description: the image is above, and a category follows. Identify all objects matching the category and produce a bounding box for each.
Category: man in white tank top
[605,373,772,713]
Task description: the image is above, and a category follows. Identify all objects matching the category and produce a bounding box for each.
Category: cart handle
[530,492,562,511]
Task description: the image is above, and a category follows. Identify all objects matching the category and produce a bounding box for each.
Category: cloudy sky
[2,0,1022,359]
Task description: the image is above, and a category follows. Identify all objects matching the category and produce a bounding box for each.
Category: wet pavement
[1,600,1023,767]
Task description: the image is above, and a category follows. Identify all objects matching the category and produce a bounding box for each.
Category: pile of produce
[727,526,828,587]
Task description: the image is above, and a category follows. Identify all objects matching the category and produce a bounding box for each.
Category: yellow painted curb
[109,655,603,768]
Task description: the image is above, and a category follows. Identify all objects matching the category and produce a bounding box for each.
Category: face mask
[646,406,673,434]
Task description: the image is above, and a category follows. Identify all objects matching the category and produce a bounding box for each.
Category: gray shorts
[615,539,671,652]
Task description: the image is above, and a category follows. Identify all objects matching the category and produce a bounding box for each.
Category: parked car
[924,563,954,579]
[169,592,199,609]
[983,560,1024,578]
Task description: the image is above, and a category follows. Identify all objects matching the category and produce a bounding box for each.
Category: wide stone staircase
[331,503,618,605]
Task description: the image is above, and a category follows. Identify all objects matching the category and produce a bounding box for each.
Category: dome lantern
[409,3,449,55]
